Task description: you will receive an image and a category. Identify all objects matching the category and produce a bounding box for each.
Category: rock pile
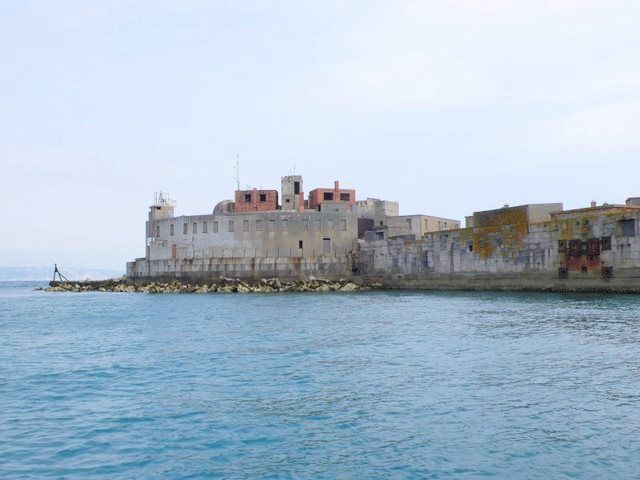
[46,277,368,294]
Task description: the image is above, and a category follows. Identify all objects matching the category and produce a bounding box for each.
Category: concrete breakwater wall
[127,255,358,283]
[47,277,364,294]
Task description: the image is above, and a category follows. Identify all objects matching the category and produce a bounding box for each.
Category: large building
[127,175,458,281]
[128,178,640,292]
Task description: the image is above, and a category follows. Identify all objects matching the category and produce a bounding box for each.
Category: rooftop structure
[234,188,279,213]
[308,181,356,211]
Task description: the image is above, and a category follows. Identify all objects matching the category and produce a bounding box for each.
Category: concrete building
[281,175,305,211]
[129,175,407,281]
[360,200,640,292]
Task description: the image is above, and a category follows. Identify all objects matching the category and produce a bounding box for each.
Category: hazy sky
[2,0,639,271]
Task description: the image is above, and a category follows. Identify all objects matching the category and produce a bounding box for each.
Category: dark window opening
[375,231,384,240]
[587,238,600,257]
[323,192,334,201]
[558,240,567,252]
[581,265,588,273]
[340,193,350,201]
[601,236,612,250]
[244,193,252,203]
[558,267,568,279]
[602,266,613,279]
[468,244,473,252]
[619,219,636,237]
[299,240,303,249]
[285,198,290,203]
[294,182,300,194]
[259,193,267,202]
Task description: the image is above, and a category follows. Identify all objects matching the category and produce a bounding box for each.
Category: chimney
[334,181,339,200]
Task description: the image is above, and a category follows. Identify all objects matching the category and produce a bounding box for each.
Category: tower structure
[281,175,304,211]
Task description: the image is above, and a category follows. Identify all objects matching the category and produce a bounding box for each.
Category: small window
[316,219,322,230]
[375,231,384,240]
[340,219,347,231]
[213,221,219,233]
[244,193,252,203]
[328,219,334,230]
[322,237,331,254]
[340,193,350,202]
[243,220,249,232]
[269,219,276,230]
[256,219,262,231]
[285,198,290,203]
[228,220,234,232]
[170,224,175,236]
[259,193,267,202]
[203,221,208,233]
[193,222,197,234]
[302,219,309,231]
[299,240,303,249]
[183,223,188,234]
[156,225,160,237]
[294,181,300,194]
[323,192,334,201]
[620,219,636,237]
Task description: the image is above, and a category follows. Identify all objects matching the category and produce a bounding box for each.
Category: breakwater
[46,277,365,293]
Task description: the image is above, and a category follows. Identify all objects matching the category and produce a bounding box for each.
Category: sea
[1,281,639,479]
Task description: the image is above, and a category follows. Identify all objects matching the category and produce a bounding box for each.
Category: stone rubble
[45,278,375,294]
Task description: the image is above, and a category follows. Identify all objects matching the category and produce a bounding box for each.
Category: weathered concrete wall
[360,208,640,292]
[127,254,358,283]
[131,210,360,280]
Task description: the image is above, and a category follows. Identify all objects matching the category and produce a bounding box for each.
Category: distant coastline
[0,266,123,282]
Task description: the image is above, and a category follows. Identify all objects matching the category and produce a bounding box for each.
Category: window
[193,222,197,234]
[183,223,188,234]
[406,219,412,229]
[322,237,331,254]
[299,240,303,249]
[340,219,347,231]
[323,192,334,201]
[243,219,249,232]
[256,219,262,231]
[259,193,267,202]
[156,225,160,237]
[170,224,174,236]
[203,221,208,233]
[213,221,219,233]
[228,220,234,232]
[285,198,290,203]
[620,219,636,237]
[316,219,322,230]
[328,219,334,231]
[302,219,308,231]
[269,219,276,230]
[244,193,252,203]
[340,193,350,202]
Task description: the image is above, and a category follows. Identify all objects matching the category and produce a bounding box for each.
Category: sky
[2,0,639,271]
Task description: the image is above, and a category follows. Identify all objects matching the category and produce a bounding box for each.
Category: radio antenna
[235,154,240,190]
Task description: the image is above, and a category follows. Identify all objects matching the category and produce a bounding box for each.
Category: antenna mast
[235,154,240,190]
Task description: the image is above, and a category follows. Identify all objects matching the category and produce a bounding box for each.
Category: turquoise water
[1,282,639,479]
